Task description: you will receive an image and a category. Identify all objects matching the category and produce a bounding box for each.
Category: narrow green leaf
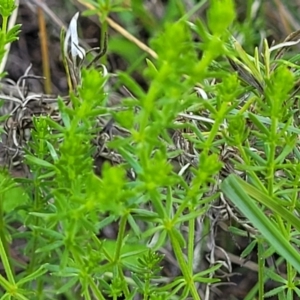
[117,72,146,99]
[35,241,64,253]
[171,228,186,249]
[221,174,300,273]
[131,273,144,290]
[264,285,286,298]
[56,277,78,294]
[265,269,286,284]
[235,177,300,232]
[248,113,270,136]
[17,264,48,286]
[241,240,257,258]
[46,141,59,162]
[31,227,64,240]
[25,155,55,169]
[194,263,222,277]
[233,39,263,82]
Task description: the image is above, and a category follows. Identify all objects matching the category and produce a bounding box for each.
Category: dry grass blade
[228,58,264,93]
[26,0,97,57]
[0,65,63,170]
[36,0,52,94]
[76,0,158,59]
[273,29,300,61]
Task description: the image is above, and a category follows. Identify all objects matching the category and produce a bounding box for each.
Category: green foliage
[0,0,16,17]
[0,0,20,79]
[207,0,235,36]
[3,0,300,299]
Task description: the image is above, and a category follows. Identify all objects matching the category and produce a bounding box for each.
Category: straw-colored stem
[37,1,52,94]
[273,0,292,35]
[77,0,158,59]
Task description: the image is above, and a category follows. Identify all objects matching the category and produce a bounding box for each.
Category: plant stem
[257,240,264,300]
[188,214,195,273]
[0,194,12,276]
[114,213,128,261]
[0,237,15,285]
[169,228,200,300]
[267,117,277,196]
[2,16,8,33]
[100,19,108,64]
[37,2,52,94]
[77,0,158,59]
[113,213,130,297]
[88,276,106,300]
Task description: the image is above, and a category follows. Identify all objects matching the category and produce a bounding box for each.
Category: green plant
[221,30,300,300]
[2,0,300,299]
[0,0,20,77]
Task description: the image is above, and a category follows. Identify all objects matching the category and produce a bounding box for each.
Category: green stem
[27,155,45,273]
[0,193,12,275]
[2,16,8,33]
[237,143,267,192]
[286,262,294,295]
[175,0,186,15]
[267,117,277,196]
[169,228,200,300]
[117,264,130,297]
[257,240,264,300]
[0,273,12,291]
[114,213,128,261]
[100,19,108,64]
[203,102,229,154]
[188,215,195,273]
[140,63,170,132]
[113,213,130,298]
[0,238,15,284]
[173,197,193,222]
[88,276,106,300]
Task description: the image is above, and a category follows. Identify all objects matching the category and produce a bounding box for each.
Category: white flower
[64,12,86,63]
